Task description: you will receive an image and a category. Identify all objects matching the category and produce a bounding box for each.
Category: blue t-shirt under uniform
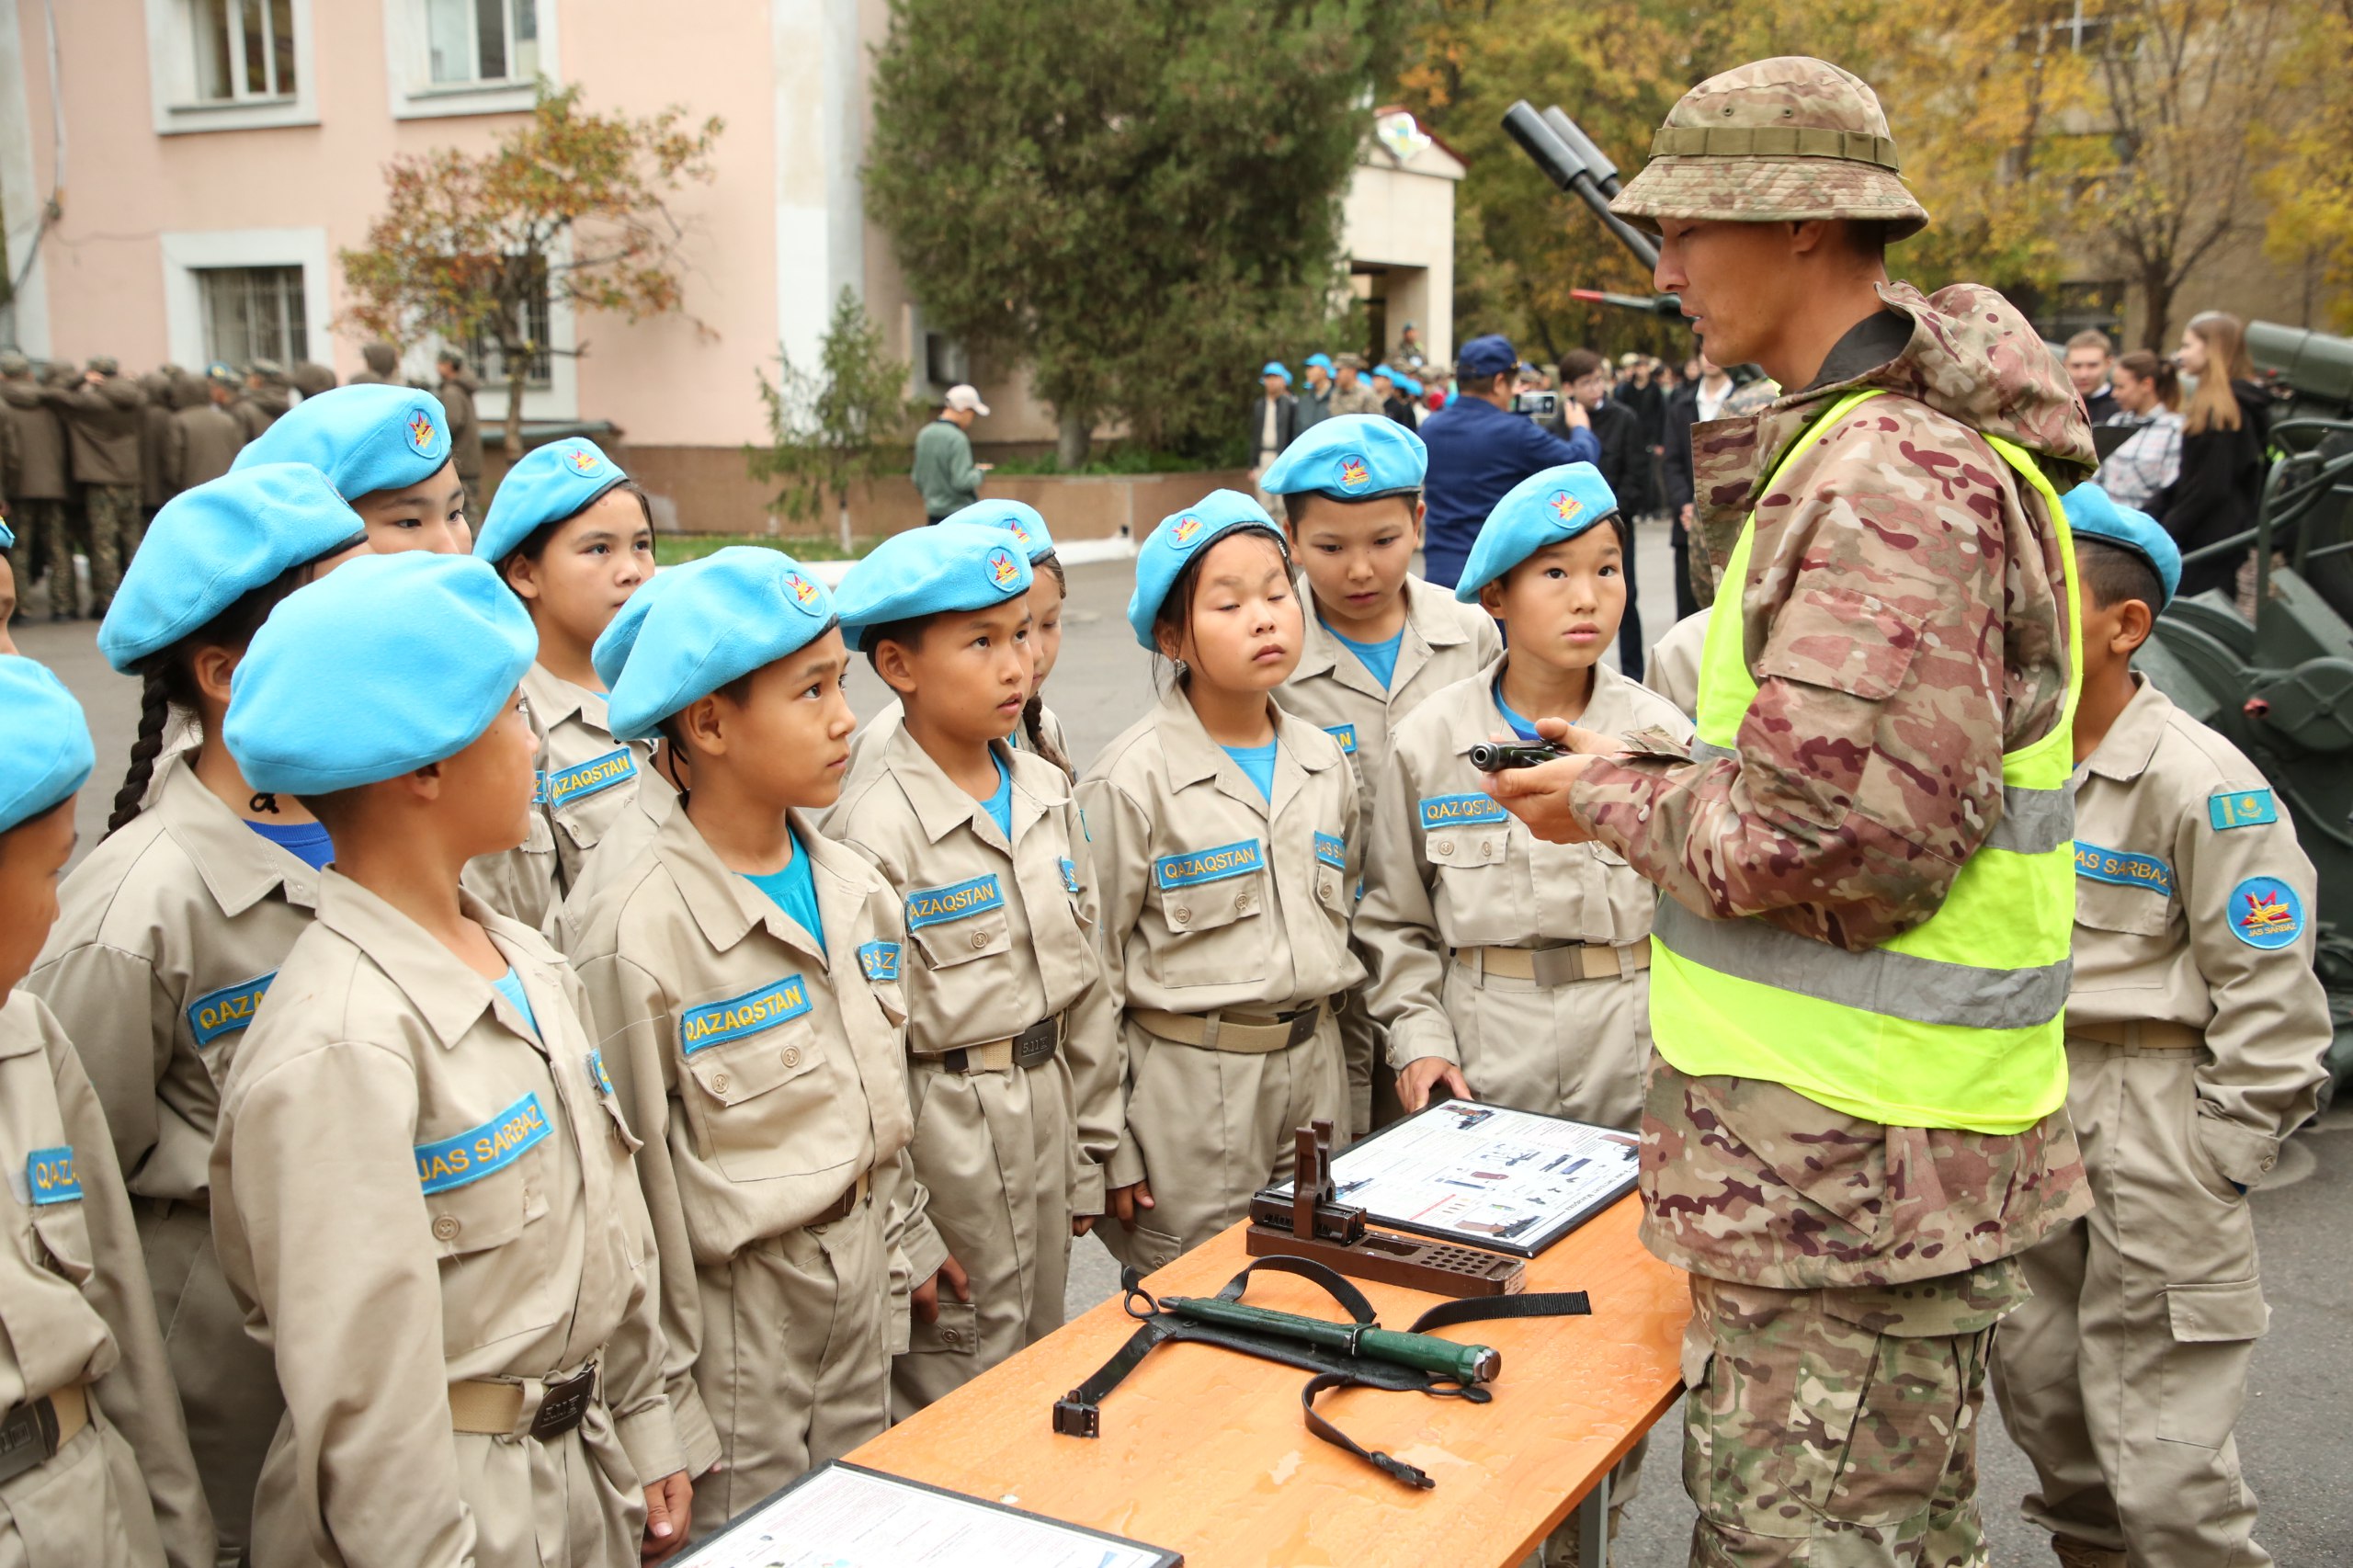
[744,829,826,956]
[245,818,335,870]
[983,750,1014,838]
[1492,678,1545,743]
[1222,742,1278,801]
[1325,623,1404,691]
[490,967,540,1039]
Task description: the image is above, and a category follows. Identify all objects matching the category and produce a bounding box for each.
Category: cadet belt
[1132,1001,1326,1054]
[935,1013,1063,1074]
[1455,943,1650,986]
[2065,1018,2203,1053]
[811,1169,874,1226]
[0,1382,87,1485]
[449,1363,598,1441]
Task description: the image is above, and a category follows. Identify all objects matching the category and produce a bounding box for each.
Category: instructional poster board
[1278,1099,1641,1258]
[677,1460,1182,1567]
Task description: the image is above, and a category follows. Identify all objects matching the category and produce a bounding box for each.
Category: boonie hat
[1335,353,1366,371]
[225,553,538,794]
[474,437,631,564]
[607,547,839,741]
[1454,462,1622,601]
[0,656,92,835]
[1126,490,1287,650]
[942,499,1056,563]
[834,523,1033,653]
[1260,414,1427,501]
[2063,483,2182,608]
[233,384,453,501]
[1457,335,1518,379]
[1611,56,1928,241]
[100,464,367,672]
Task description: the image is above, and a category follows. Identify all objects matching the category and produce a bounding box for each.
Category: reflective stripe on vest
[1649,387,2083,1134]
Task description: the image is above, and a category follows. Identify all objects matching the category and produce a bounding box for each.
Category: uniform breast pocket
[676,978,857,1181]
[1146,841,1269,990]
[22,1148,96,1290]
[415,1097,561,1351]
[906,874,1015,975]
[1424,824,1518,944]
[2074,846,2177,942]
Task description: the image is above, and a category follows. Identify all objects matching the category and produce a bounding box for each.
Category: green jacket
[912,418,982,518]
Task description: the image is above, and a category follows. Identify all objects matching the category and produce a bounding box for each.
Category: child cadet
[1992,487,2327,1568]
[0,657,212,1568]
[211,552,693,1567]
[1357,461,1691,1129]
[556,548,941,1529]
[1079,492,1362,1271]
[24,464,366,1562]
[469,437,659,928]
[230,383,469,554]
[826,524,1118,1414]
[1260,414,1500,1131]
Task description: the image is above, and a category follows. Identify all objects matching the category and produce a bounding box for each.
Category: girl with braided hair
[22,463,367,1566]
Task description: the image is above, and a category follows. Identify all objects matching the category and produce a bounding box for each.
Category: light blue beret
[2063,483,2181,608]
[1259,414,1427,500]
[474,437,631,564]
[607,547,838,740]
[0,656,93,835]
[230,384,453,500]
[1125,489,1287,650]
[833,523,1033,653]
[590,560,689,691]
[1454,462,1622,601]
[941,499,1055,563]
[99,464,366,672]
[1305,353,1334,372]
[1261,361,1291,383]
[0,519,13,549]
[224,553,537,794]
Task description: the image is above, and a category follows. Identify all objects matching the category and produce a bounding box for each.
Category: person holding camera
[1417,334,1596,589]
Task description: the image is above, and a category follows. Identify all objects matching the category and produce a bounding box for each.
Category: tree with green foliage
[746,289,917,553]
[866,0,1409,469]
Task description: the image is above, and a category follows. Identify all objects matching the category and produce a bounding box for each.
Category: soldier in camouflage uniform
[1482,59,2094,1566]
[51,356,148,614]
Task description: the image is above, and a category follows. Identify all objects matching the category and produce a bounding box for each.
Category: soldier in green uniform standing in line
[51,357,147,618]
[1483,58,2096,1564]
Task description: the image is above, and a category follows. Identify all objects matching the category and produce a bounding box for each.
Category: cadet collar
[2082,673,2171,785]
[1450,656,1643,756]
[1152,681,1335,818]
[313,870,561,1052]
[153,752,322,915]
[654,801,850,969]
[0,992,50,1064]
[878,724,1062,850]
[521,659,601,735]
[1290,574,1468,697]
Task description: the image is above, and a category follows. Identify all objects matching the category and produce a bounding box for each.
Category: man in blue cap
[1417,333,1598,589]
[1248,363,1299,512]
[1299,353,1335,429]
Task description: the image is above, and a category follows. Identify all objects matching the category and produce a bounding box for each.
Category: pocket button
[970,929,989,950]
[711,1072,731,1095]
[1234,892,1252,915]
[1438,842,1454,857]
[432,1215,460,1242]
[1173,906,1191,926]
[781,1045,802,1069]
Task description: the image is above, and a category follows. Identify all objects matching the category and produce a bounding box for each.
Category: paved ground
[22,517,2350,1564]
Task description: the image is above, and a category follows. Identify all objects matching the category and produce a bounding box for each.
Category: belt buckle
[1282,1006,1320,1050]
[529,1366,597,1442]
[0,1398,60,1484]
[1014,1017,1059,1068]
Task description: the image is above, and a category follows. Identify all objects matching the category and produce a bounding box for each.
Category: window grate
[196,266,308,369]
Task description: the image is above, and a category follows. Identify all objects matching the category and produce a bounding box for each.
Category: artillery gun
[1507,100,2353,1093]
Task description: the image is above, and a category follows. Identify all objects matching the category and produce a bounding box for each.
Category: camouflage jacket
[1568,281,2096,1289]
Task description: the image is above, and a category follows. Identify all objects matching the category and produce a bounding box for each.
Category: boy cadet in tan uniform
[1643,608,1708,719]
[558,549,941,1530]
[826,525,1120,1414]
[1992,489,2326,1568]
[0,657,212,1568]
[212,553,692,1568]
[1262,416,1499,1133]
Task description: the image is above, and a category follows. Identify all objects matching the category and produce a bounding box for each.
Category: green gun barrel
[1159,1295,1502,1385]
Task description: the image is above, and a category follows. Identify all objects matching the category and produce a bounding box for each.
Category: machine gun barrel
[1501,100,1661,273]
[1570,288,1684,318]
[1541,107,1620,196]
[1156,1293,1503,1385]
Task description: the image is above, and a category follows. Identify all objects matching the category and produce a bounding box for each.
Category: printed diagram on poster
[1275,1099,1641,1257]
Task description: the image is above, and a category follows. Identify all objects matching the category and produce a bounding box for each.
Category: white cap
[944,384,991,416]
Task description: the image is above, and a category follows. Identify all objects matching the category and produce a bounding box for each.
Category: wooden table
[848,1195,1691,1567]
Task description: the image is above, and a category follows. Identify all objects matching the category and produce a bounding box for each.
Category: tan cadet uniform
[1643,608,1708,720]
[559,807,935,1532]
[826,729,1120,1414]
[1078,686,1363,1270]
[469,663,651,929]
[1992,676,2327,1568]
[848,696,1074,784]
[211,877,684,1568]
[0,989,212,1568]
[24,755,313,1560]
[1278,577,1499,1131]
[551,767,679,937]
[1357,661,1692,1127]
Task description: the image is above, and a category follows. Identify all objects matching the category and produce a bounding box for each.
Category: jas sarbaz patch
[2227,876,2305,950]
[986,545,1022,589]
[1336,456,1371,491]
[905,874,1005,929]
[1060,858,1082,897]
[187,971,276,1049]
[415,1094,551,1196]
[2074,842,2173,898]
[857,941,901,983]
[1154,838,1263,891]
[680,977,813,1055]
[1314,832,1347,870]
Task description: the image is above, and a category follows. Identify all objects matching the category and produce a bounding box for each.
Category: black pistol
[1468,740,1564,772]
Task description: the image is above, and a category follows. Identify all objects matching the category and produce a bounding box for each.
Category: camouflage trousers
[84,483,142,607]
[15,498,76,612]
[1680,1258,2027,1567]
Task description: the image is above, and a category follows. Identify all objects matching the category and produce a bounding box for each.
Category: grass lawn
[653,533,874,566]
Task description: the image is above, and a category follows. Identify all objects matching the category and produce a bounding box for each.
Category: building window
[425,0,538,87]
[468,259,554,391]
[192,0,296,102]
[147,0,316,133]
[197,265,308,369]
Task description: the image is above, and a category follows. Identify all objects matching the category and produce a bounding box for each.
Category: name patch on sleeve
[544,748,639,811]
[1323,723,1358,756]
[2074,842,2174,898]
[679,978,813,1055]
[1153,839,1264,891]
[25,1147,79,1206]
[2209,789,2278,831]
[187,971,276,1048]
[1314,832,1347,870]
[1060,858,1082,897]
[904,874,1006,929]
[415,1094,551,1196]
[1419,794,1508,829]
[857,941,901,983]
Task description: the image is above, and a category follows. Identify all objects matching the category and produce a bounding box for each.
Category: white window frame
[143,0,318,136]
[384,0,562,121]
[420,251,579,426]
[158,229,329,371]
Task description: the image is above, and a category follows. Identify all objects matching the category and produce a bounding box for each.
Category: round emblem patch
[1548,490,1584,528]
[985,545,1022,589]
[563,443,606,476]
[1336,455,1371,491]
[1008,519,1032,545]
[781,570,823,613]
[1170,515,1204,548]
[2227,875,2303,949]
[404,408,439,456]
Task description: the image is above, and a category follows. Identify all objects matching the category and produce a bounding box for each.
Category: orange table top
[847,1196,1691,1567]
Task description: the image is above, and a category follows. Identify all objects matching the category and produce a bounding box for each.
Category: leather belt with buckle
[1457,943,1650,987]
[939,1014,1063,1074]
[449,1365,598,1441]
[1131,1001,1326,1054]
[811,1169,873,1226]
[0,1384,86,1485]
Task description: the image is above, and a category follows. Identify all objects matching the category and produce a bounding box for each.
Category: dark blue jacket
[1418,395,1600,585]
